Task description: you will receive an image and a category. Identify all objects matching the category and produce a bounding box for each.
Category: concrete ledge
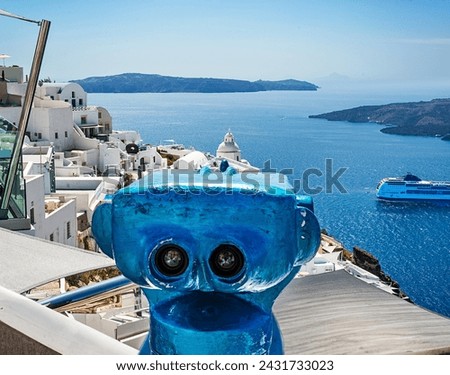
[0,285,137,355]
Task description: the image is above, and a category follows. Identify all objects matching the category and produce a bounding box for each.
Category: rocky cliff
[309,98,450,138]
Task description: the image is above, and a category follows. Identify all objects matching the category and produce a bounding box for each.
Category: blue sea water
[91,86,450,318]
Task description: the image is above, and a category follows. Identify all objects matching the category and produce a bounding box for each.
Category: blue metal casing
[92,169,321,354]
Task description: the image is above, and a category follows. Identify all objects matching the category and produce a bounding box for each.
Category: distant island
[309,98,450,139]
[70,73,318,93]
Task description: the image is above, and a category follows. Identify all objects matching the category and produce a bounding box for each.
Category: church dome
[217,131,240,153]
[216,131,242,162]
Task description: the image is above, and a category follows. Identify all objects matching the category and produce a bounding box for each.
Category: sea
[91,84,450,318]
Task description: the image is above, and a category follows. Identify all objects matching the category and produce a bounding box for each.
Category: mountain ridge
[70,75,450,139]
[70,73,318,93]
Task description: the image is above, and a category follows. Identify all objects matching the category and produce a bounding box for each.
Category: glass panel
[0,115,26,219]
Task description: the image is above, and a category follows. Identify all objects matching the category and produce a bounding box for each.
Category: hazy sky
[1,0,450,85]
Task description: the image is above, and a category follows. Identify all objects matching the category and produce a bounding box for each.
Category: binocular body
[93,169,320,354]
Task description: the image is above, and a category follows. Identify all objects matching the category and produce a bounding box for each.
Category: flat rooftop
[0,227,114,293]
[275,270,450,354]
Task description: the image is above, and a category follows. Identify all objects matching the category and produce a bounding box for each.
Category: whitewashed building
[216,131,242,162]
[23,157,77,247]
[37,82,87,108]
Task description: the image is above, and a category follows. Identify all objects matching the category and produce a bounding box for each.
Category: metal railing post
[0,19,51,215]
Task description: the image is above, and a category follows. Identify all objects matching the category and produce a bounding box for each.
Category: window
[98,112,102,119]
[79,98,83,106]
[81,116,87,125]
[66,221,71,239]
[65,131,68,138]
[30,207,35,225]
[38,133,42,139]
[71,91,75,98]
[55,132,58,139]
[49,233,54,242]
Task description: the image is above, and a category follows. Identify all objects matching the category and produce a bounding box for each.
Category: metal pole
[0,9,41,24]
[0,19,51,214]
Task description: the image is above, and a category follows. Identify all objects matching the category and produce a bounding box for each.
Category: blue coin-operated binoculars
[92,168,321,354]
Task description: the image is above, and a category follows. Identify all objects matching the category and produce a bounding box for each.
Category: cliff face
[309,98,450,138]
[70,73,318,93]
[351,246,412,301]
[352,246,403,291]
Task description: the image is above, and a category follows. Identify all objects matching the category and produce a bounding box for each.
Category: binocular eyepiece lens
[210,245,244,278]
[164,249,183,267]
[154,244,244,278]
[155,245,188,277]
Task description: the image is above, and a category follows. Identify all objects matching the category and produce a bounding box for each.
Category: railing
[72,105,96,111]
[40,275,132,310]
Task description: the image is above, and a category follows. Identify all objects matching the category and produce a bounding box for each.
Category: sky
[1,0,450,86]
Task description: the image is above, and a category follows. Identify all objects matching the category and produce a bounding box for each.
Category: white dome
[174,151,208,170]
[217,131,240,153]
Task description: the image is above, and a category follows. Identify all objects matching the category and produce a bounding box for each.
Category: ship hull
[377,195,450,202]
[376,174,450,201]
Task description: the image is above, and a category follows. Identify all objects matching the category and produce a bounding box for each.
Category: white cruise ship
[376,173,450,201]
